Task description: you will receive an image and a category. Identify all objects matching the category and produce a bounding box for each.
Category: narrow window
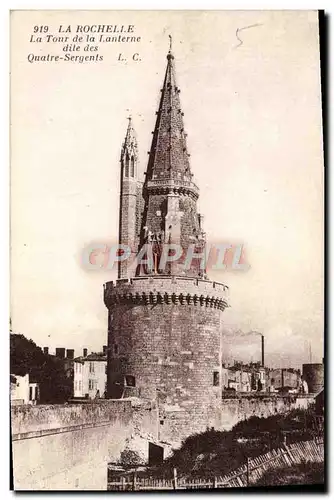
[125,155,129,177]
[114,344,118,354]
[125,375,136,387]
[213,371,220,387]
[29,386,33,400]
[131,156,135,177]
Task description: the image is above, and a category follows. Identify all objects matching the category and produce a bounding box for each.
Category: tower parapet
[104,276,228,310]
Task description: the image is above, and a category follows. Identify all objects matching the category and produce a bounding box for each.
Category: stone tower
[118,117,142,279]
[104,43,229,445]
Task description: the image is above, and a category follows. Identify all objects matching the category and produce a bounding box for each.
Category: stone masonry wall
[119,176,138,279]
[11,400,131,436]
[105,277,228,445]
[220,394,315,431]
[11,400,158,490]
[157,395,315,447]
[11,395,316,489]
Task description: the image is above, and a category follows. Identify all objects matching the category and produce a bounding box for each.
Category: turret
[118,117,139,278]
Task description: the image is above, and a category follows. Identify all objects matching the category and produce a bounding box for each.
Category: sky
[10,10,324,368]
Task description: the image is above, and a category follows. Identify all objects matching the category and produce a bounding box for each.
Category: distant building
[73,349,107,399]
[52,347,76,377]
[10,373,39,405]
[226,367,252,392]
[221,363,309,395]
[256,367,266,391]
[267,368,301,391]
[302,363,324,393]
[221,367,229,390]
[222,363,266,393]
[301,378,309,394]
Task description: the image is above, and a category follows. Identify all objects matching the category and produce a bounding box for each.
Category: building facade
[222,364,267,393]
[73,351,107,399]
[268,368,301,392]
[104,44,229,444]
[10,373,39,405]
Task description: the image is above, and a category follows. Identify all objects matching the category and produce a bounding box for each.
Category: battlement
[145,178,199,200]
[104,275,229,310]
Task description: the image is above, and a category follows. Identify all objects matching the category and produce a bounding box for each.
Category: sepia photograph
[10,9,325,491]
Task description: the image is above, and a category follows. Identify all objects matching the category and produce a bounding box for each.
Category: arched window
[131,156,135,177]
[125,154,129,177]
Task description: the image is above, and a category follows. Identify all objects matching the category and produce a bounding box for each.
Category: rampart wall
[11,400,157,491]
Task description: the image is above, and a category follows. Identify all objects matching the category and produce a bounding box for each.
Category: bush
[119,449,143,467]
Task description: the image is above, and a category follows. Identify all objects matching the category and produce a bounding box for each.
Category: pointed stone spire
[145,40,193,184]
[121,116,138,179]
[136,43,206,279]
[118,117,140,279]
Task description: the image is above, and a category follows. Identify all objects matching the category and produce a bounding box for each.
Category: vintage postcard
[10,10,324,491]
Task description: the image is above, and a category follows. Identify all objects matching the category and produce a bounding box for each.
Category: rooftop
[74,352,107,363]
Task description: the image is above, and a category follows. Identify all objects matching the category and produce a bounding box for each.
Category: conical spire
[137,42,204,279]
[145,40,192,183]
[121,116,138,178]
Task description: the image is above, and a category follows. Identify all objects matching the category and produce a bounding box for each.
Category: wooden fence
[219,437,324,488]
[107,437,324,490]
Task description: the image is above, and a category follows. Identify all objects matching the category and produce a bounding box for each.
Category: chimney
[43,347,49,355]
[66,349,74,360]
[281,369,285,388]
[55,347,65,359]
[83,348,88,357]
[261,335,265,367]
[103,345,107,355]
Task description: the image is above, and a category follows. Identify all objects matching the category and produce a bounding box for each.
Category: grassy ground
[253,461,324,486]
